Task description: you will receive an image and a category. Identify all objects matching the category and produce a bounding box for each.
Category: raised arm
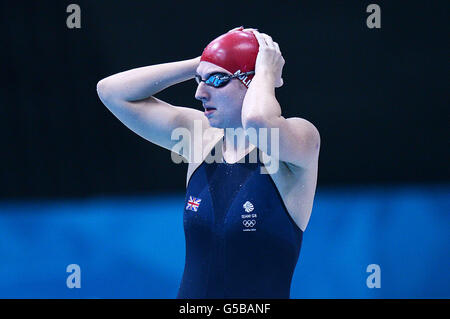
[240,30,320,170]
[96,57,210,152]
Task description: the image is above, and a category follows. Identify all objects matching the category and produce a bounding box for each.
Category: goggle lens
[195,73,230,88]
[195,71,254,88]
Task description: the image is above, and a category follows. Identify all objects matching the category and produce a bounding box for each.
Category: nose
[195,82,210,102]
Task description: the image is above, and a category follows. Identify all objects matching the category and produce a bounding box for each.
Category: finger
[273,41,281,54]
[251,30,268,49]
[228,26,243,32]
[261,33,275,49]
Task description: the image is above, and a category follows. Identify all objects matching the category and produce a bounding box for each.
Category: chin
[206,116,224,129]
[207,120,223,129]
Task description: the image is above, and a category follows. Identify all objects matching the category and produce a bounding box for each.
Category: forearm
[97,57,200,102]
[242,71,281,126]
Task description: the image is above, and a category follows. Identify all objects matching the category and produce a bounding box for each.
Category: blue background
[1,185,448,298]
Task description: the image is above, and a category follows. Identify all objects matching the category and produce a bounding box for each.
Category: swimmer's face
[195,61,247,129]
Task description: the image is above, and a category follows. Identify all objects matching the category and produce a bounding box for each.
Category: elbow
[96,78,121,104]
[96,79,111,102]
[308,125,321,155]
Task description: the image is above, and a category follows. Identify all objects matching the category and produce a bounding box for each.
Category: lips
[204,106,217,116]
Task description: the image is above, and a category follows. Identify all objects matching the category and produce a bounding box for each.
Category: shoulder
[262,116,320,169]
[285,117,321,147]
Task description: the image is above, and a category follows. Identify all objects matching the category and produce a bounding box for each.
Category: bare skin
[96,28,320,231]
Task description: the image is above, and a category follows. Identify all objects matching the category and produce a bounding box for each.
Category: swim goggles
[194,71,255,88]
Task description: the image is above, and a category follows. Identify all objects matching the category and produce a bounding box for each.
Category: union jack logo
[186,196,202,212]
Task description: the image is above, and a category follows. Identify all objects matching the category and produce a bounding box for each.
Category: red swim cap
[200,27,259,88]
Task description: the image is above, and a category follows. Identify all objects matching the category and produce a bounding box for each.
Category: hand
[250,30,284,88]
[227,26,258,33]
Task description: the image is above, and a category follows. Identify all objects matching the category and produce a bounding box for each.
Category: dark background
[1,0,448,199]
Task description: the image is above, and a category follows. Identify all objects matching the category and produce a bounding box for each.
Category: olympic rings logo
[243,220,256,228]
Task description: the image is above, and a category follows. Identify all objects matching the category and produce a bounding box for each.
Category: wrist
[254,70,276,87]
[184,57,201,78]
[190,56,201,64]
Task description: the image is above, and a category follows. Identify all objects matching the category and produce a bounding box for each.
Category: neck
[222,127,252,163]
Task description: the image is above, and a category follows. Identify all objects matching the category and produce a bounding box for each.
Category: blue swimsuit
[177,142,303,299]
